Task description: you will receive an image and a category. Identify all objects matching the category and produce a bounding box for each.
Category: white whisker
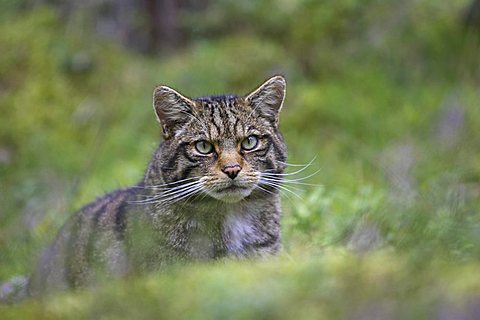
[130,179,203,204]
[258,182,297,204]
[256,185,276,196]
[157,180,202,196]
[261,169,322,183]
[275,155,317,167]
[131,183,199,204]
[261,178,321,187]
[134,176,202,190]
[259,177,304,192]
[264,159,316,176]
[157,185,204,205]
[259,179,303,199]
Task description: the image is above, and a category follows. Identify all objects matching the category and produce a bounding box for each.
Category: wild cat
[0,75,289,299]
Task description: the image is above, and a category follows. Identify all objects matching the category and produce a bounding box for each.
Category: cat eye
[241,135,259,151]
[195,140,214,154]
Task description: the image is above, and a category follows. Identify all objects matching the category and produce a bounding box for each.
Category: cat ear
[245,75,286,126]
[153,85,196,138]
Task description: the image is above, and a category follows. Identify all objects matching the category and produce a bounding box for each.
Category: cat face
[152,76,287,203]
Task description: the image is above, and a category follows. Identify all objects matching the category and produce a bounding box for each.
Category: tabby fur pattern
[27,76,288,296]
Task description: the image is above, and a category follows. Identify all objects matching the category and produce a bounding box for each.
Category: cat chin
[207,187,253,203]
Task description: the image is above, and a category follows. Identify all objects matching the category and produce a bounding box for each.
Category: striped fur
[27,76,288,296]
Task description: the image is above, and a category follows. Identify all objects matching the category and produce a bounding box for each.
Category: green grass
[2,252,480,319]
[1,1,480,317]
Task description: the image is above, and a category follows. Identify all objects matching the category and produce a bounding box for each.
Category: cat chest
[181,213,254,259]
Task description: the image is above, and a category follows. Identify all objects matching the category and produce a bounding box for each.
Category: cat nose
[222,164,242,180]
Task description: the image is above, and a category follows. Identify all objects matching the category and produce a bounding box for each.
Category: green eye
[195,140,214,154]
[241,135,259,151]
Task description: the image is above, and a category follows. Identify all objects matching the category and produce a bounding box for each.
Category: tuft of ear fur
[245,75,286,126]
[153,86,196,139]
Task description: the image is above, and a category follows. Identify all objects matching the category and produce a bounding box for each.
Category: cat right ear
[153,86,196,139]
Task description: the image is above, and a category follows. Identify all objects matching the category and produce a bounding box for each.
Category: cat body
[26,76,287,296]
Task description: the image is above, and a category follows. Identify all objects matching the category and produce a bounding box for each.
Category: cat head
[151,76,287,203]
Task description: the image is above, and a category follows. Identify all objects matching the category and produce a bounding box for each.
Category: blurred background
[1,0,480,318]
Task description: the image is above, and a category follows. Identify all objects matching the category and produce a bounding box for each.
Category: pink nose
[222,164,241,179]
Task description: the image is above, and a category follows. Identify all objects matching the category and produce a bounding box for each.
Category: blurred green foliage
[5,253,480,319]
[1,0,480,317]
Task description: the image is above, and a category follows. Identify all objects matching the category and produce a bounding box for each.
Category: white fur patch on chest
[223,213,255,255]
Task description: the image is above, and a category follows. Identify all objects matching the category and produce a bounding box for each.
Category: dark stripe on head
[212,107,223,136]
[209,108,221,136]
[220,108,230,135]
[162,142,189,173]
[181,148,199,164]
[195,95,238,102]
[256,136,273,157]
[178,164,199,181]
[256,147,270,158]
[233,118,240,135]
[264,157,275,171]
[271,140,286,164]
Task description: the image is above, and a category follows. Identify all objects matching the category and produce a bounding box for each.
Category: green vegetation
[1,1,480,318]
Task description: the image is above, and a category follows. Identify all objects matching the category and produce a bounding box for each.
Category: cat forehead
[177,95,267,139]
[193,95,245,111]
[193,95,252,117]
[194,94,238,103]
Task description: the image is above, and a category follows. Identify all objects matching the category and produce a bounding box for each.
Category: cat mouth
[208,184,253,203]
[218,185,249,192]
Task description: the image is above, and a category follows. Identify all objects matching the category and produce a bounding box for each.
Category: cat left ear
[153,85,196,139]
[245,75,286,126]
